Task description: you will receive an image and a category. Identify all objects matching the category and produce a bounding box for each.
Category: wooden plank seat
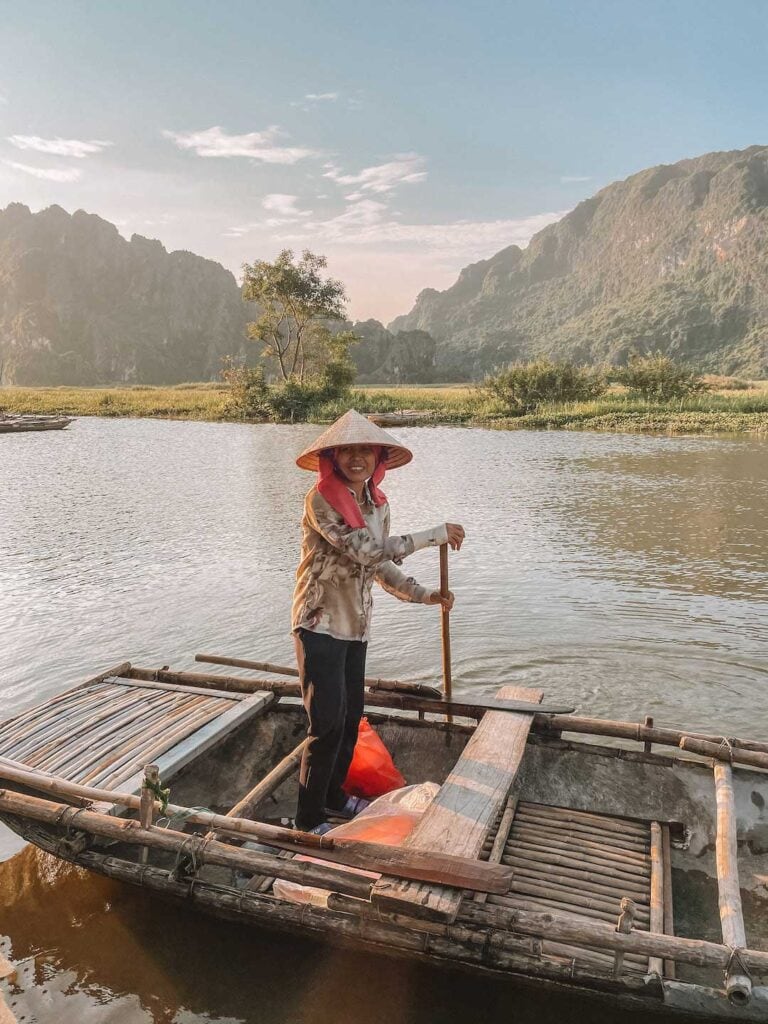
[371,685,543,922]
[0,675,273,795]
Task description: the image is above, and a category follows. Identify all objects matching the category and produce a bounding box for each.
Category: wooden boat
[0,414,73,433]
[366,410,436,427]
[1,656,768,1021]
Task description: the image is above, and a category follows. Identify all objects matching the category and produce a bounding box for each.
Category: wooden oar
[440,543,452,723]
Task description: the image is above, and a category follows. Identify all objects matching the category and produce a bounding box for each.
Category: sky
[0,0,767,323]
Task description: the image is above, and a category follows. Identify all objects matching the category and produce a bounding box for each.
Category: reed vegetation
[1,379,766,435]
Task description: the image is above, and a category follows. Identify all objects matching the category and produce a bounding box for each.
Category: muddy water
[1,418,766,1023]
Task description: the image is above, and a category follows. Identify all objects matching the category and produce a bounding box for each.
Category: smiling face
[334,444,378,489]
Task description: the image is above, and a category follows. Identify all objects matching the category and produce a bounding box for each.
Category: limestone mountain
[390,146,768,378]
[0,203,435,386]
[0,203,251,385]
[349,319,437,383]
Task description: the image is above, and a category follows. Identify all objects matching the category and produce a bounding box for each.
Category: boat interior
[2,663,768,1011]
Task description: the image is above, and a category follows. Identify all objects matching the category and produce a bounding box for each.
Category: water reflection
[1,847,667,1024]
[1,419,767,1022]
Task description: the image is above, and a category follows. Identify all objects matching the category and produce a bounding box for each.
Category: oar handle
[439,543,452,705]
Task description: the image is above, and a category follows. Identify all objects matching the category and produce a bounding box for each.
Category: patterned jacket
[292,485,448,641]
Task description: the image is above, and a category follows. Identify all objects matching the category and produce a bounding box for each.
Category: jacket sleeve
[306,490,448,568]
[374,561,432,604]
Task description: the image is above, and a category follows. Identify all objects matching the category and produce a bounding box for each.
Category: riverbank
[1,381,767,435]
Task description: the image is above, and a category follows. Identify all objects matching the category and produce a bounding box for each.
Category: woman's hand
[428,590,455,610]
[445,523,465,551]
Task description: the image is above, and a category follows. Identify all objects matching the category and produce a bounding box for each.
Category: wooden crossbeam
[371,685,543,922]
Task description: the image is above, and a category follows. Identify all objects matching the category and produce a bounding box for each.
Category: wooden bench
[371,684,543,922]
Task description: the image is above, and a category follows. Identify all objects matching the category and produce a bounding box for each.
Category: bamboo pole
[128,666,302,697]
[506,877,643,919]
[536,714,768,761]
[194,654,443,699]
[475,795,517,904]
[505,860,651,901]
[501,847,650,887]
[643,716,654,753]
[2,691,142,766]
[513,810,650,850]
[0,788,373,898]
[521,802,649,836]
[613,897,636,977]
[7,769,768,984]
[0,768,511,893]
[139,765,159,865]
[215,738,306,825]
[489,893,648,928]
[129,666,487,718]
[508,832,651,871]
[439,544,452,718]
[682,736,768,771]
[662,823,676,979]
[714,762,752,1006]
[511,822,650,861]
[458,899,768,975]
[648,822,664,975]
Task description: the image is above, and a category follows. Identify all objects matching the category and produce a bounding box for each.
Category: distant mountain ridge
[0,203,435,386]
[0,203,251,385]
[390,145,768,378]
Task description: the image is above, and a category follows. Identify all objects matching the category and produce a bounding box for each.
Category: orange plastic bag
[343,717,405,798]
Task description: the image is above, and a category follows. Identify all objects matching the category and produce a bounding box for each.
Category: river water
[0,417,766,1023]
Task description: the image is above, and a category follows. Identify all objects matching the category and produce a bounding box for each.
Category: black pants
[294,628,367,830]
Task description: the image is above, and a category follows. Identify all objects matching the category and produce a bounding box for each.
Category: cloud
[290,91,341,111]
[323,153,427,195]
[7,135,113,158]
[163,125,316,164]
[263,193,310,216]
[0,92,8,106]
[261,193,312,226]
[560,175,592,183]
[3,160,82,182]
[273,199,566,259]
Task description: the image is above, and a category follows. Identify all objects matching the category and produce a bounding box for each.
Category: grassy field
[1,380,767,435]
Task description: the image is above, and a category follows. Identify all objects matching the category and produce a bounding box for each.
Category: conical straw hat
[296,409,413,471]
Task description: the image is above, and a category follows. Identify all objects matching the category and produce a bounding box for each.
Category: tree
[242,250,347,382]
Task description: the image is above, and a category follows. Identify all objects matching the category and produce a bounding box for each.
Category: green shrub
[484,359,608,414]
[220,356,354,422]
[615,352,708,400]
[220,361,272,420]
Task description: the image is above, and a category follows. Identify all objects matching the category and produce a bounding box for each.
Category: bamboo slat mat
[486,800,655,974]
[0,679,245,792]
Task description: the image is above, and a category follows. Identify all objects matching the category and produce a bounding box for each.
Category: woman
[292,409,465,834]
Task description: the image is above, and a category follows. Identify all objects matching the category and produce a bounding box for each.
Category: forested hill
[390,146,768,378]
[0,203,251,385]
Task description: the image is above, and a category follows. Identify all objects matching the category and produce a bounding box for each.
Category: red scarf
[317,449,387,528]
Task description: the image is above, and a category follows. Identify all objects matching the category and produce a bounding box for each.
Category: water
[1,418,766,1022]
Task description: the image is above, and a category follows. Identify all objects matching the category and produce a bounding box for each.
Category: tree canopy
[242,249,347,382]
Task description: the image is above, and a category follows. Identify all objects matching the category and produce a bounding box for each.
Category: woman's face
[334,444,377,485]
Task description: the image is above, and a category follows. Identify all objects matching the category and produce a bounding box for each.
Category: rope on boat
[170,833,214,881]
[142,774,171,815]
[155,805,212,830]
[725,946,752,984]
[54,804,88,833]
[716,737,735,764]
